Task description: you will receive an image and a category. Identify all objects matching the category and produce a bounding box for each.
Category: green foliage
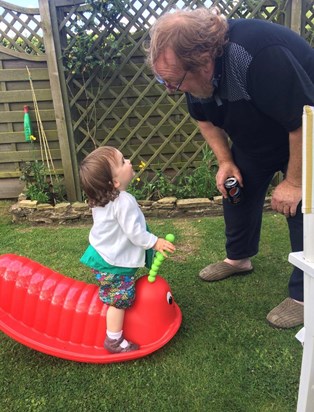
[20,161,50,203]
[85,0,126,15]
[128,171,175,200]
[1,37,45,54]
[20,161,66,205]
[128,147,219,201]
[175,146,218,199]
[63,32,122,74]
[63,0,127,75]
[128,163,176,200]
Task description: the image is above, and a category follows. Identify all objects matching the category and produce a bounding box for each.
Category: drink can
[224,177,241,204]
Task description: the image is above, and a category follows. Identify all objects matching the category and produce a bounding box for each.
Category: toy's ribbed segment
[0,256,22,312]
[2,256,42,320]
[33,272,62,333]
[68,283,98,344]
[85,294,107,347]
[53,279,83,342]
[0,255,106,344]
[23,267,54,328]
[45,277,77,338]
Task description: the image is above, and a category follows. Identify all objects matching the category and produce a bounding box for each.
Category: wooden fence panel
[0,47,61,198]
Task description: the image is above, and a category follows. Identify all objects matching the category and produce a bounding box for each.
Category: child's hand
[153,238,176,256]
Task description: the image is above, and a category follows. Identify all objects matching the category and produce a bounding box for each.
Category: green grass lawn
[0,201,302,412]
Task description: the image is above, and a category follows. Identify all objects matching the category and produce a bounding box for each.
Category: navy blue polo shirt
[186,19,314,166]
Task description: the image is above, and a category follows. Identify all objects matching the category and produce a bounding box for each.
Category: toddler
[79,146,175,353]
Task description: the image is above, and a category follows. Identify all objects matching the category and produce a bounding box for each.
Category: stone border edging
[9,195,272,224]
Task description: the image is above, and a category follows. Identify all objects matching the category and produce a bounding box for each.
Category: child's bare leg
[107,306,125,332]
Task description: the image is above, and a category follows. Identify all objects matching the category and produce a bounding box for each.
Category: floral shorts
[94,271,136,309]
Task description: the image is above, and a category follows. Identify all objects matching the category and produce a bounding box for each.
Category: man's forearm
[198,121,233,165]
[285,127,302,187]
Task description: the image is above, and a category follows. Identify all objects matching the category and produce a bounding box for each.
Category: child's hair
[79,146,119,207]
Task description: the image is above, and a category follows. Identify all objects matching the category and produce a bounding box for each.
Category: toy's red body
[0,254,182,363]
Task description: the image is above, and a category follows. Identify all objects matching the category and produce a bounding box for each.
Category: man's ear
[197,54,214,74]
[201,60,214,75]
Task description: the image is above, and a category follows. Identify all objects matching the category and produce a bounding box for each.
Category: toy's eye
[166,291,173,305]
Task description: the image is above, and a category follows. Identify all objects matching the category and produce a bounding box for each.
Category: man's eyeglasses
[155,71,187,92]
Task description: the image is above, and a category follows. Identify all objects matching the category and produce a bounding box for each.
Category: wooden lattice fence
[0,0,313,200]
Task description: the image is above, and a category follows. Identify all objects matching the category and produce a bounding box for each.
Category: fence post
[38,0,80,202]
[290,0,303,34]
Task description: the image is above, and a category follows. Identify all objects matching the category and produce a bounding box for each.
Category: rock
[177,198,211,209]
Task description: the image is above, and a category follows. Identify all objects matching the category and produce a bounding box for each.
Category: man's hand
[216,161,243,198]
[271,179,302,217]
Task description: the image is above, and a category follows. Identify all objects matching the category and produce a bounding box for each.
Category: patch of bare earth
[171,218,203,262]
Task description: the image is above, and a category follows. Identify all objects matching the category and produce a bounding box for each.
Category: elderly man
[145,7,314,328]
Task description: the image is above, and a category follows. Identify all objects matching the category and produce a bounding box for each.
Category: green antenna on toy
[148,234,175,283]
